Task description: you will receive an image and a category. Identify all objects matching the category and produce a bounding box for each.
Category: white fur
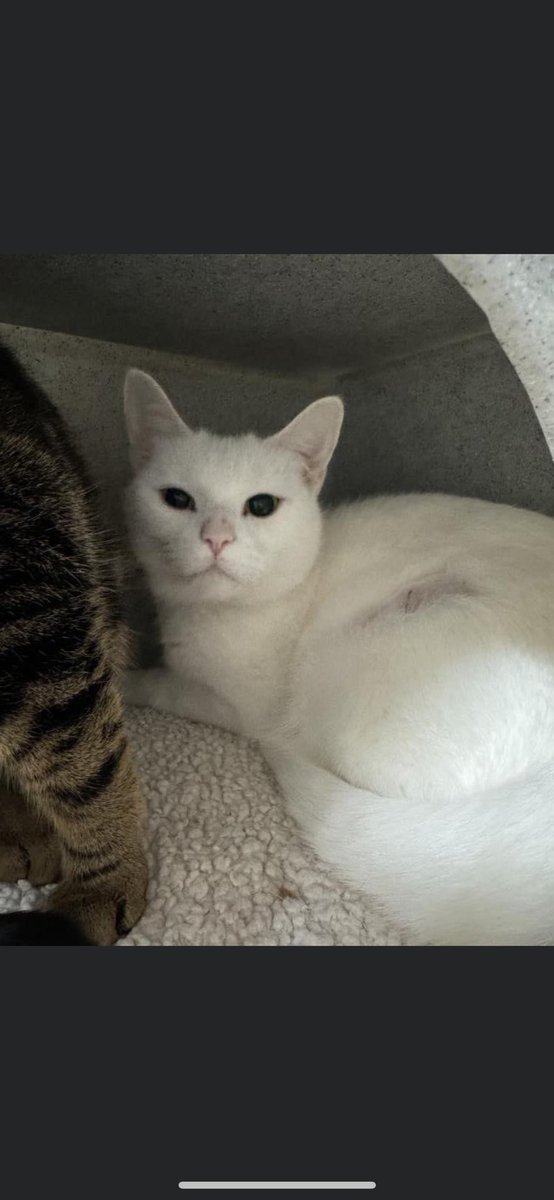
[123,369,554,945]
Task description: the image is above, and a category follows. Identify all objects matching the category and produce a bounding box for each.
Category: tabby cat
[0,345,147,945]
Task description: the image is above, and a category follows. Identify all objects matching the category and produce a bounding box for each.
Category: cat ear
[123,369,191,469]
[269,396,344,492]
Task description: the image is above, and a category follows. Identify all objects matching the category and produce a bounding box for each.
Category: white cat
[123,368,554,945]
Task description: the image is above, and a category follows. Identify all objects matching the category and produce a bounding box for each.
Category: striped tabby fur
[0,344,147,944]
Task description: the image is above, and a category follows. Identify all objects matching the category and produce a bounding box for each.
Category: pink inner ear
[299,455,315,482]
[270,397,343,484]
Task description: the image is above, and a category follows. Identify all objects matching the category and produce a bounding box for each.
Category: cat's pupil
[247,494,278,518]
[163,488,195,511]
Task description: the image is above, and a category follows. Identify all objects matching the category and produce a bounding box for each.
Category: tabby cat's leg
[44,745,148,945]
[10,680,148,946]
[0,780,61,886]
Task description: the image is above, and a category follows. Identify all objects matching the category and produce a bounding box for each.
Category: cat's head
[123,370,343,605]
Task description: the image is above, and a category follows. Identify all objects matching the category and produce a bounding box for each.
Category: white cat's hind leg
[293,599,554,802]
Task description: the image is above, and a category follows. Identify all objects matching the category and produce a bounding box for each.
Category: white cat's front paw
[122,669,153,707]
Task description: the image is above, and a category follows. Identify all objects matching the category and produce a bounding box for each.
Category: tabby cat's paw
[46,851,148,945]
[0,837,61,886]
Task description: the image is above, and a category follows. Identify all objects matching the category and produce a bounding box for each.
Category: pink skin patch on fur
[361,575,475,625]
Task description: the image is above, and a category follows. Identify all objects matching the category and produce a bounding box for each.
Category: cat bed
[1,254,552,945]
[436,255,554,454]
[0,709,400,946]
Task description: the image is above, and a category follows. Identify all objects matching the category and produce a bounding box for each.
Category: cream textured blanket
[0,709,400,946]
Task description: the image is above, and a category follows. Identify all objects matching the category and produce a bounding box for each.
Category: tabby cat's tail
[0,911,92,945]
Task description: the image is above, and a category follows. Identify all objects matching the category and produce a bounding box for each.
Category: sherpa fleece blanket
[0,709,400,946]
[1,254,553,945]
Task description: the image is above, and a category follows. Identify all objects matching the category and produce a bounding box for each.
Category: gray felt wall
[2,254,553,653]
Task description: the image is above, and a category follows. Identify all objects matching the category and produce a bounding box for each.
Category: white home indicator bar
[178,1185,376,1191]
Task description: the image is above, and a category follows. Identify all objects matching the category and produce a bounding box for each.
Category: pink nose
[201,521,236,558]
[203,535,231,556]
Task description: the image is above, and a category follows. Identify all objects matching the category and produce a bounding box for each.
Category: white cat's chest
[160,600,299,726]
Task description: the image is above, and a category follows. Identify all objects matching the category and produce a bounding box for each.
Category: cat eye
[245,494,280,518]
[162,488,196,511]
